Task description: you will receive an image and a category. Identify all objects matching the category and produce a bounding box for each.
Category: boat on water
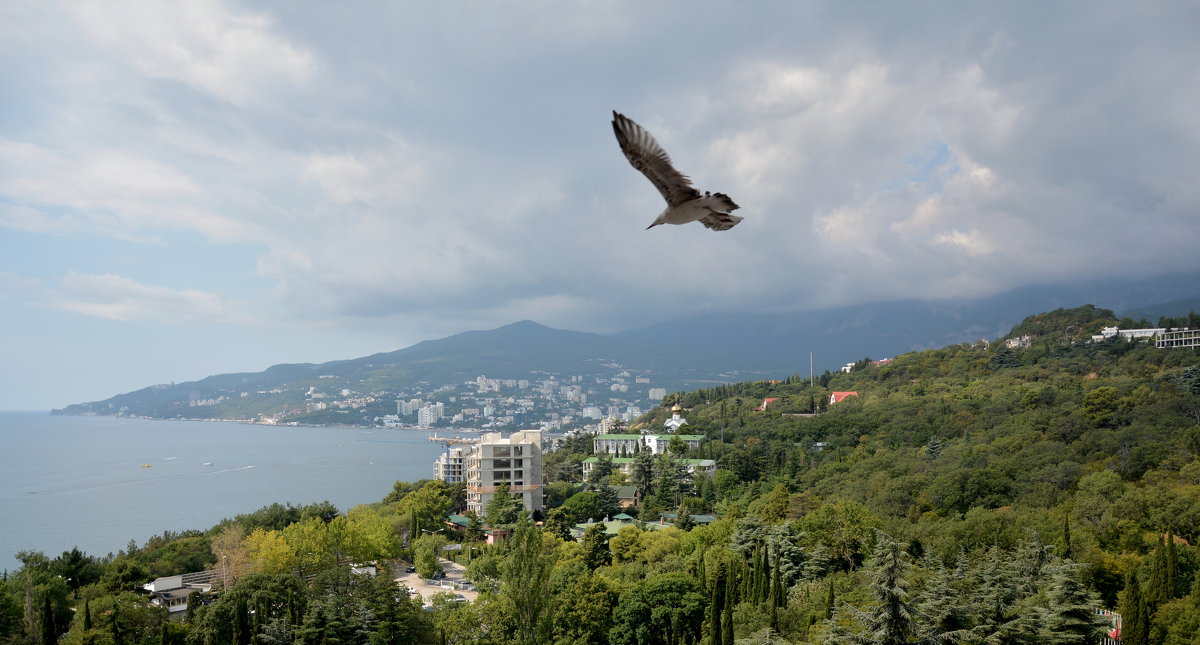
[203,462,213,466]
[140,464,152,468]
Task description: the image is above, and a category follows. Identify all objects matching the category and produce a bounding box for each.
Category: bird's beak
[645,223,658,230]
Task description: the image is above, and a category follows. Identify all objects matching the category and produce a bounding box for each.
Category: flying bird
[611,111,743,231]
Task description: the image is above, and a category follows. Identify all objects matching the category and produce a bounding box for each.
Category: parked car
[405,566,416,573]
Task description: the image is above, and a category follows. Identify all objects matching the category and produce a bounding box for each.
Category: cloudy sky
[2,2,1198,410]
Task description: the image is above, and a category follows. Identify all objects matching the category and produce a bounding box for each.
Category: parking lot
[395,558,478,606]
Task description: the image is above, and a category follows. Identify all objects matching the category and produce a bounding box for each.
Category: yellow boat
[140,464,152,468]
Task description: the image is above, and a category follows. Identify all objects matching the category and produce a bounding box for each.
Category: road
[395,558,479,605]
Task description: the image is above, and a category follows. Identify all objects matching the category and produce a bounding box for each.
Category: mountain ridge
[54,271,1200,418]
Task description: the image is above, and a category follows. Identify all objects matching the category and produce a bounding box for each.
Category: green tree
[400,480,453,536]
[485,483,523,528]
[831,533,917,645]
[708,561,726,645]
[550,570,620,645]
[1118,570,1149,645]
[580,524,611,571]
[561,491,604,524]
[365,563,427,644]
[412,533,448,579]
[632,453,656,500]
[464,510,485,543]
[1043,561,1105,644]
[799,500,877,570]
[587,454,615,489]
[501,519,555,645]
[609,572,705,645]
[543,506,574,541]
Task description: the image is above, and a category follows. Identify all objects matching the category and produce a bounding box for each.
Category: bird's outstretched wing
[612,111,701,208]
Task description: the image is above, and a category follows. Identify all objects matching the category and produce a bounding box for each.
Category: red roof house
[755,397,778,412]
[829,391,858,405]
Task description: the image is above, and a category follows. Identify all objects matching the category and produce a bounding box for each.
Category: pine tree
[1043,561,1105,644]
[915,566,968,635]
[862,533,916,645]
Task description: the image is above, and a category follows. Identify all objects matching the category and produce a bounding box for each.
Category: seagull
[611,110,742,231]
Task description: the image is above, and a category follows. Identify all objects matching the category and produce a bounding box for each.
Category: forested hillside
[3,306,1199,644]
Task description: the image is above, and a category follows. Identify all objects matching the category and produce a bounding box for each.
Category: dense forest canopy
[3,305,1199,644]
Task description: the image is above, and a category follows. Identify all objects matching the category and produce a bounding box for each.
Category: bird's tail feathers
[711,192,740,211]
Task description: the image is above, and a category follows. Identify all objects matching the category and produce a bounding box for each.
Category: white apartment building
[433,446,466,483]
[648,388,667,401]
[582,457,717,479]
[593,433,704,456]
[459,430,544,517]
[417,402,445,427]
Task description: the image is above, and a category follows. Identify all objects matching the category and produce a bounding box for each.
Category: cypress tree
[159,621,169,645]
[757,547,770,604]
[233,598,251,645]
[721,599,733,645]
[1061,512,1072,559]
[82,599,92,630]
[1119,570,1149,645]
[709,562,725,645]
[825,579,835,620]
[40,594,55,645]
[1165,530,1178,599]
[772,550,784,607]
[1147,539,1168,608]
[287,589,298,626]
[185,591,201,623]
[110,601,124,645]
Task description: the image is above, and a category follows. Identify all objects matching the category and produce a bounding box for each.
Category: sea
[0,411,447,573]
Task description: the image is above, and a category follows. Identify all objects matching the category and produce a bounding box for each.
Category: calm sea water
[0,412,444,573]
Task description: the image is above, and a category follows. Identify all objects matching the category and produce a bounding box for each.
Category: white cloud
[50,272,248,324]
[0,139,262,242]
[63,0,314,105]
[3,1,1198,339]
